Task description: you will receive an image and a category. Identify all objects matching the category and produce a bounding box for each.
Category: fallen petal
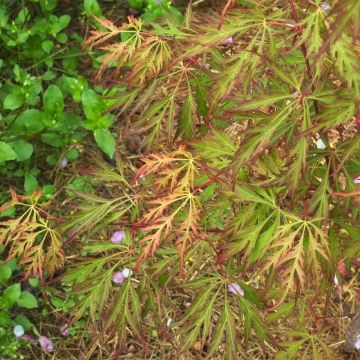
[222,36,233,45]
[112,271,125,284]
[39,336,54,352]
[227,282,244,297]
[111,230,125,244]
[354,338,360,350]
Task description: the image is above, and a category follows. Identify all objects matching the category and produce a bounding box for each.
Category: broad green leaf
[10,140,33,161]
[84,0,102,16]
[17,291,38,309]
[16,109,45,134]
[0,141,18,163]
[2,283,21,308]
[41,40,54,53]
[0,312,11,325]
[82,89,102,120]
[94,129,116,158]
[3,91,24,110]
[0,263,12,283]
[14,315,32,331]
[39,0,57,11]
[24,173,39,195]
[43,84,64,114]
[41,133,63,147]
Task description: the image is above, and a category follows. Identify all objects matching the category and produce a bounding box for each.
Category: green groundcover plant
[1,0,360,359]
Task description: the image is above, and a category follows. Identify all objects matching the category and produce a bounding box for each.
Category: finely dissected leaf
[177,91,196,140]
[309,168,330,218]
[63,190,136,237]
[63,2,360,355]
[134,147,203,271]
[130,37,171,84]
[180,275,266,356]
[194,130,236,169]
[265,219,330,300]
[63,244,129,321]
[330,34,360,99]
[0,191,64,280]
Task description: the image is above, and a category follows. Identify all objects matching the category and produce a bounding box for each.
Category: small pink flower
[227,282,244,297]
[353,176,360,185]
[139,173,146,180]
[39,336,54,352]
[111,230,125,244]
[355,338,360,350]
[112,271,125,284]
[60,324,69,337]
[222,36,233,45]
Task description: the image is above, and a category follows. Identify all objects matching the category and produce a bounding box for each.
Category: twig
[218,0,235,30]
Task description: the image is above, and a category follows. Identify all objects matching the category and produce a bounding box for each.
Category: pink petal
[222,36,233,45]
[111,230,125,244]
[355,338,360,350]
[39,336,54,352]
[227,282,244,297]
[112,271,125,284]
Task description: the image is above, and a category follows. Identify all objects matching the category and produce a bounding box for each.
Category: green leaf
[65,148,79,161]
[82,89,101,120]
[39,0,57,11]
[0,312,11,326]
[2,283,21,308]
[266,302,295,322]
[128,0,144,10]
[0,141,18,163]
[94,129,116,158]
[17,292,38,309]
[0,263,12,283]
[194,130,236,169]
[10,140,33,161]
[16,109,45,134]
[42,40,54,53]
[3,92,24,110]
[43,84,64,114]
[194,76,208,118]
[40,133,63,147]
[29,278,39,287]
[14,314,33,331]
[84,0,102,16]
[24,173,39,195]
[233,93,291,111]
